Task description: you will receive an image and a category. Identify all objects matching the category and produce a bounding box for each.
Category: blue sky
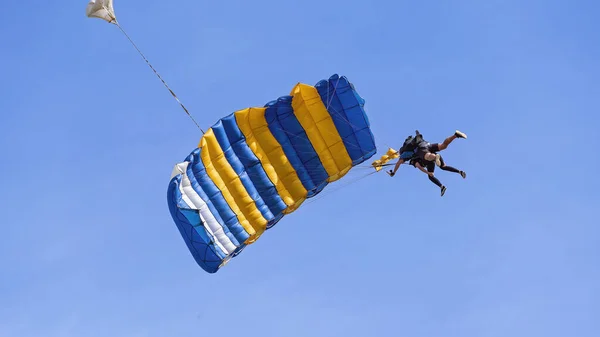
[1,0,599,336]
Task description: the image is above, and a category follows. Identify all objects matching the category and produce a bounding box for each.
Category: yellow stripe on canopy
[290,83,352,182]
[199,128,267,243]
[235,107,308,214]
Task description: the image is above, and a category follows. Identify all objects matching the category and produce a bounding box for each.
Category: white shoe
[455,130,467,139]
[434,153,441,167]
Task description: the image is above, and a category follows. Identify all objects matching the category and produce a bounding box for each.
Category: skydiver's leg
[425,163,446,196]
[436,130,468,151]
[428,175,443,187]
[440,165,467,179]
[417,147,441,166]
[429,176,447,195]
[423,151,441,167]
[439,156,467,179]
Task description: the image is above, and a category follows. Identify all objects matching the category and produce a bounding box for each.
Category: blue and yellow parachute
[167,74,377,273]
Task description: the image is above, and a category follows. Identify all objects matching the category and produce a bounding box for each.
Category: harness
[400,134,426,159]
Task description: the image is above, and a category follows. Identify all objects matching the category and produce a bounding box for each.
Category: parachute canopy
[86,0,116,23]
[167,74,377,273]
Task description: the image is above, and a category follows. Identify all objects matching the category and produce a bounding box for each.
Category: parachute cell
[167,74,377,273]
[86,0,116,23]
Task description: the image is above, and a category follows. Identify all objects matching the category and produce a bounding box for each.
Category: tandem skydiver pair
[388,130,468,196]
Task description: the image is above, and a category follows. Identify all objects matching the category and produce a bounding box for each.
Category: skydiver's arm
[391,158,404,174]
[415,162,432,176]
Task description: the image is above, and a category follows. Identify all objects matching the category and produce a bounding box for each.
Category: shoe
[455,130,467,139]
[460,171,466,179]
[441,186,447,196]
[387,170,395,177]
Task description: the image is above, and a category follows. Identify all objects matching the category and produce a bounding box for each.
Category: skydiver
[387,130,467,177]
[410,155,466,196]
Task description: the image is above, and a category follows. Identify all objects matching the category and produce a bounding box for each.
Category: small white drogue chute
[85,0,202,131]
[86,0,116,23]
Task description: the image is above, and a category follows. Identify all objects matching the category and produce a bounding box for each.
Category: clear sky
[1,0,598,336]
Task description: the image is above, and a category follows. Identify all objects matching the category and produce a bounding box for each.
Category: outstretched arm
[415,162,429,175]
[391,158,404,174]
